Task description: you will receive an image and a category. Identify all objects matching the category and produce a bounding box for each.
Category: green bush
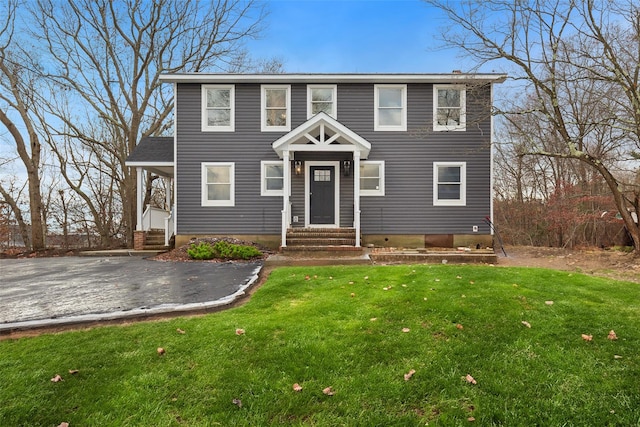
[187,242,215,260]
[187,240,262,260]
[212,240,262,260]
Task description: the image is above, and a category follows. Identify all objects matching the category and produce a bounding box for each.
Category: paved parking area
[0,257,262,330]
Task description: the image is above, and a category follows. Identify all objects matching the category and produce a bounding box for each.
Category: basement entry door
[309,165,335,225]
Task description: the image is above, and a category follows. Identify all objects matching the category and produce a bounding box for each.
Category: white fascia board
[159,73,507,84]
[125,161,174,167]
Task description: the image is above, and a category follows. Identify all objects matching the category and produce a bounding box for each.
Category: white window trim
[433,84,466,132]
[360,160,385,196]
[201,162,235,207]
[201,85,235,132]
[260,160,284,196]
[433,162,466,206]
[307,84,337,119]
[261,84,291,132]
[374,84,407,131]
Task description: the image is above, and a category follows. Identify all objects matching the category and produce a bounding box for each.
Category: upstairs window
[434,85,466,131]
[260,161,284,196]
[360,161,385,196]
[261,85,291,132]
[202,162,234,206]
[307,85,337,119]
[433,162,466,206]
[202,85,234,132]
[375,84,407,131]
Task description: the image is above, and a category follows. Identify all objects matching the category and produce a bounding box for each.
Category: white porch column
[164,177,172,211]
[353,151,361,247]
[281,150,291,247]
[136,167,144,231]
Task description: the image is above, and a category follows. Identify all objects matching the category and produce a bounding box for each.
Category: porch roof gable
[272,112,371,159]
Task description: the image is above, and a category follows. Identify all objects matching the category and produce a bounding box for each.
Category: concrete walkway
[0,257,262,332]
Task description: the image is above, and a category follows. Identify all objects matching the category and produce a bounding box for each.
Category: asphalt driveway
[0,257,262,330]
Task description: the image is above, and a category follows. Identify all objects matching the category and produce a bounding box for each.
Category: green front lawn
[2,265,640,426]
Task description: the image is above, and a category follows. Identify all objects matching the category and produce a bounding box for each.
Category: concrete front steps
[281,228,363,255]
[269,228,370,266]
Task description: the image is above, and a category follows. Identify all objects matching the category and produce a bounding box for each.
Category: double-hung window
[433,162,466,206]
[202,85,234,132]
[261,85,291,131]
[307,85,337,118]
[260,161,284,196]
[433,85,466,131]
[202,162,234,206]
[360,161,385,196]
[374,84,407,131]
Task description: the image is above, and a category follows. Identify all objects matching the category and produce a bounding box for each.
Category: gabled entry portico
[271,112,371,248]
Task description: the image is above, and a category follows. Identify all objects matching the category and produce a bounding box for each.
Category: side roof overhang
[159,72,507,84]
[125,136,174,177]
[272,112,371,159]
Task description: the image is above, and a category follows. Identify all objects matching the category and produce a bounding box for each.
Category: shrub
[187,242,215,260]
[212,240,262,260]
[187,240,262,260]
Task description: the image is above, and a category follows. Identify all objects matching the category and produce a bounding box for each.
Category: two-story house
[126,73,506,251]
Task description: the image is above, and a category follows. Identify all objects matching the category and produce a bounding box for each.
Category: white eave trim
[159,73,508,84]
[125,161,174,167]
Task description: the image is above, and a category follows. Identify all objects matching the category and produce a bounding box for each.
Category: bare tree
[30,0,266,246]
[0,0,47,250]
[428,0,640,250]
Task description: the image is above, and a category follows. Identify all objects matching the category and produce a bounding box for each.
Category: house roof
[272,112,371,159]
[159,72,507,84]
[125,136,174,177]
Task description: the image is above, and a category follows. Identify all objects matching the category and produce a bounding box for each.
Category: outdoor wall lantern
[342,160,352,177]
[294,160,303,175]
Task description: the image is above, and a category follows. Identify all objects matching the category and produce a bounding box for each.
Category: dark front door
[309,165,335,225]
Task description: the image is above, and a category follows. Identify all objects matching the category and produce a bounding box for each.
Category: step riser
[287,239,356,246]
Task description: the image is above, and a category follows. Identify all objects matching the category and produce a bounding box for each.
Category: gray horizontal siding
[175,81,494,235]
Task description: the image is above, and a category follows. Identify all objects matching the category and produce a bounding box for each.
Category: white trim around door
[305,161,340,228]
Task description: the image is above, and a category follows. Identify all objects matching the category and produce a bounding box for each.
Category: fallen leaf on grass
[176,328,186,334]
[51,374,63,383]
[469,281,475,285]
[157,347,166,356]
[581,334,593,341]
[404,369,416,381]
[232,398,242,408]
[68,369,79,375]
[521,321,531,328]
[465,374,477,385]
[468,417,476,422]
[235,329,245,335]
[608,330,618,340]
[402,328,411,333]
[322,386,335,396]
[456,324,464,330]
[292,383,303,392]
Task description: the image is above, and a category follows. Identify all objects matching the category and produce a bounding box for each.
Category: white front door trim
[305,161,340,228]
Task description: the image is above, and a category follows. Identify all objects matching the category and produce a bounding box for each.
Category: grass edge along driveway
[1,264,639,426]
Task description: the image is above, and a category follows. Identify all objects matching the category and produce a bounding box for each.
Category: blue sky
[248,0,478,73]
